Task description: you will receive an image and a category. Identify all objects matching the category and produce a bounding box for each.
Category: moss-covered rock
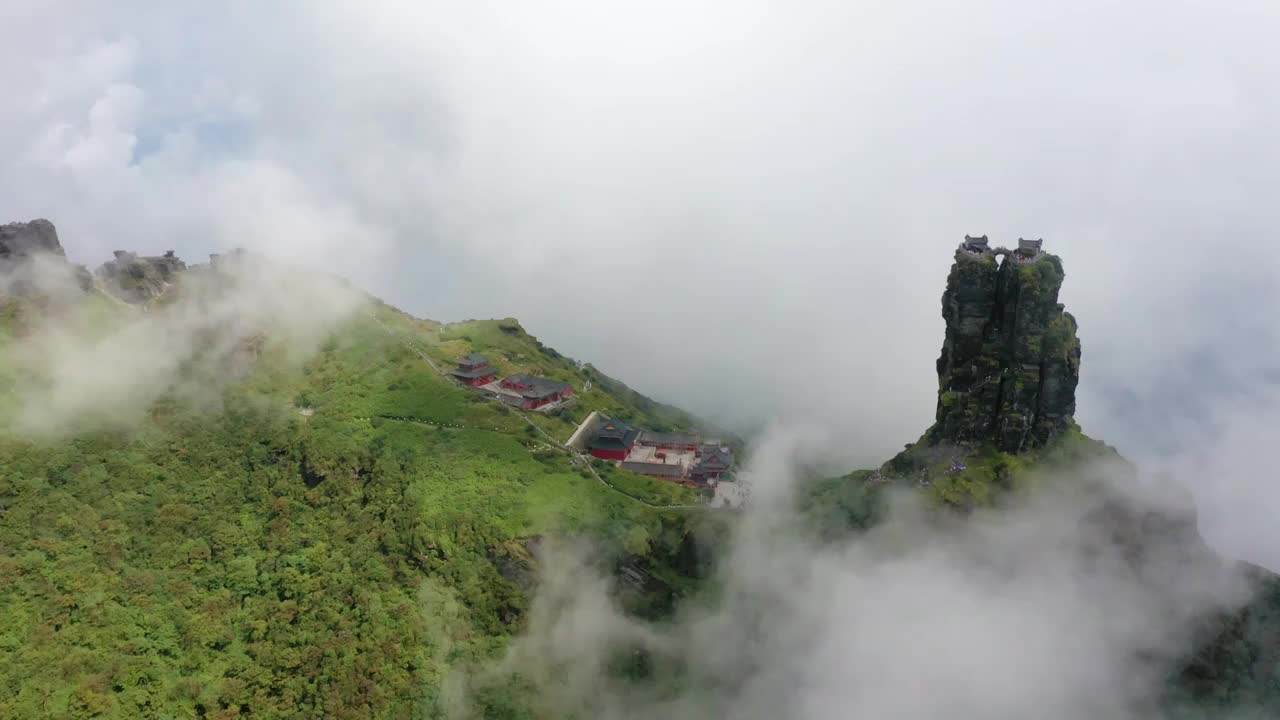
[0,219,93,295]
[96,250,187,304]
[810,237,1280,717]
[931,244,1080,452]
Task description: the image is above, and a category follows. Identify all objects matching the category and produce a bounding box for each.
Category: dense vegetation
[799,424,1120,537]
[0,290,719,719]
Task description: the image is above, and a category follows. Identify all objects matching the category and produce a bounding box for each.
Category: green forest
[0,291,719,719]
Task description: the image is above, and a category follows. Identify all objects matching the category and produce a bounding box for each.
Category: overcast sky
[4,1,1280,565]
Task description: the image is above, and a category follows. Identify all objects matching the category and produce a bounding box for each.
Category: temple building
[99,249,187,280]
[498,374,574,410]
[588,419,641,460]
[690,445,734,484]
[1017,238,1044,257]
[451,354,498,387]
[962,235,990,253]
[148,250,186,278]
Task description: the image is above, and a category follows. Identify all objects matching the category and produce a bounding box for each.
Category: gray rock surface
[0,219,65,259]
[0,219,93,294]
[97,249,189,303]
[929,238,1081,452]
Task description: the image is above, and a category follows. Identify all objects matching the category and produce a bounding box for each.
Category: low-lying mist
[0,252,367,437]
[481,428,1257,720]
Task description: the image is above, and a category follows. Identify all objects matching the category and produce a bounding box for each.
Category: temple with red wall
[499,374,574,409]
[451,354,498,387]
[587,419,640,460]
[690,445,734,484]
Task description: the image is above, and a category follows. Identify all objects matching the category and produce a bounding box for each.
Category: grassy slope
[892,424,1123,509]
[421,314,707,441]
[800,424,1121,536]
[0,294,711,719]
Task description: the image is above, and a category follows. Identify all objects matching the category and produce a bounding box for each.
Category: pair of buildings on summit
[960,235,1044,260]
[449,354,575,411]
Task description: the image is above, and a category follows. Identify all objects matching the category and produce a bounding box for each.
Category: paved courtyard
[478,380,570,413]
[625,444,694,470]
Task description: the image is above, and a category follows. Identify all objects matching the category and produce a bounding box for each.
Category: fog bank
[486,428,1253,719]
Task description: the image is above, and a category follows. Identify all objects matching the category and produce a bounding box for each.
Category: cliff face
[1,219,195,304]
[0,219,93,293]
[0,219,65,259]
[930,241,1081,452]
[97,250,188,304]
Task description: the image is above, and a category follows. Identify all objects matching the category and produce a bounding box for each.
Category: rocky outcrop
[929,238,1081,452]
[1,219,64,259]
[97,249,187,303]
[859,237,1280,713]
[0,219,93,293]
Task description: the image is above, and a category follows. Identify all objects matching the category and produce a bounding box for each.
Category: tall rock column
[932,246,1003,442]
[930,239,1080,452]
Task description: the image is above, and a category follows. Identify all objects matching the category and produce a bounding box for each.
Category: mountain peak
[0,218,64,259]
[928,236,1081,453]
[0,218,93,295]
[96,249,190,303]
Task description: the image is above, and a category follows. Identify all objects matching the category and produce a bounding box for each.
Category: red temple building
[587,419,640,461]
[498,374,574,410]
[690,445,734,484]
[451,353,498,387]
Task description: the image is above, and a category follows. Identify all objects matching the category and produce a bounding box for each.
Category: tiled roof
[452,366,497,379]
[694,446,734,473]
[503,374,572,399]
[590,419,641,450]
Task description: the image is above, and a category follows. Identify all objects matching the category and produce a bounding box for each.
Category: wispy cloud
[1,252,366,436]
[480,429,1254,719]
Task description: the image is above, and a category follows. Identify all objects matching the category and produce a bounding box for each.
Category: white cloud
[484,430,1254,719]
[1,253,367,437]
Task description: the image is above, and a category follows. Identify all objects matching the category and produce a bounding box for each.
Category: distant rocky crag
[0,219,93,294]
[0,218,62,259]
[0,218,249,307]
[929,236,1081,453]
[97,249,189,304]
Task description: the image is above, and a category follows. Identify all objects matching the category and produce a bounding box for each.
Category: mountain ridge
[0,219,724,718]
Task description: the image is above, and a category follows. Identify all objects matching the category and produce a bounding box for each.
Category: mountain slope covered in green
[0,246,718,719]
